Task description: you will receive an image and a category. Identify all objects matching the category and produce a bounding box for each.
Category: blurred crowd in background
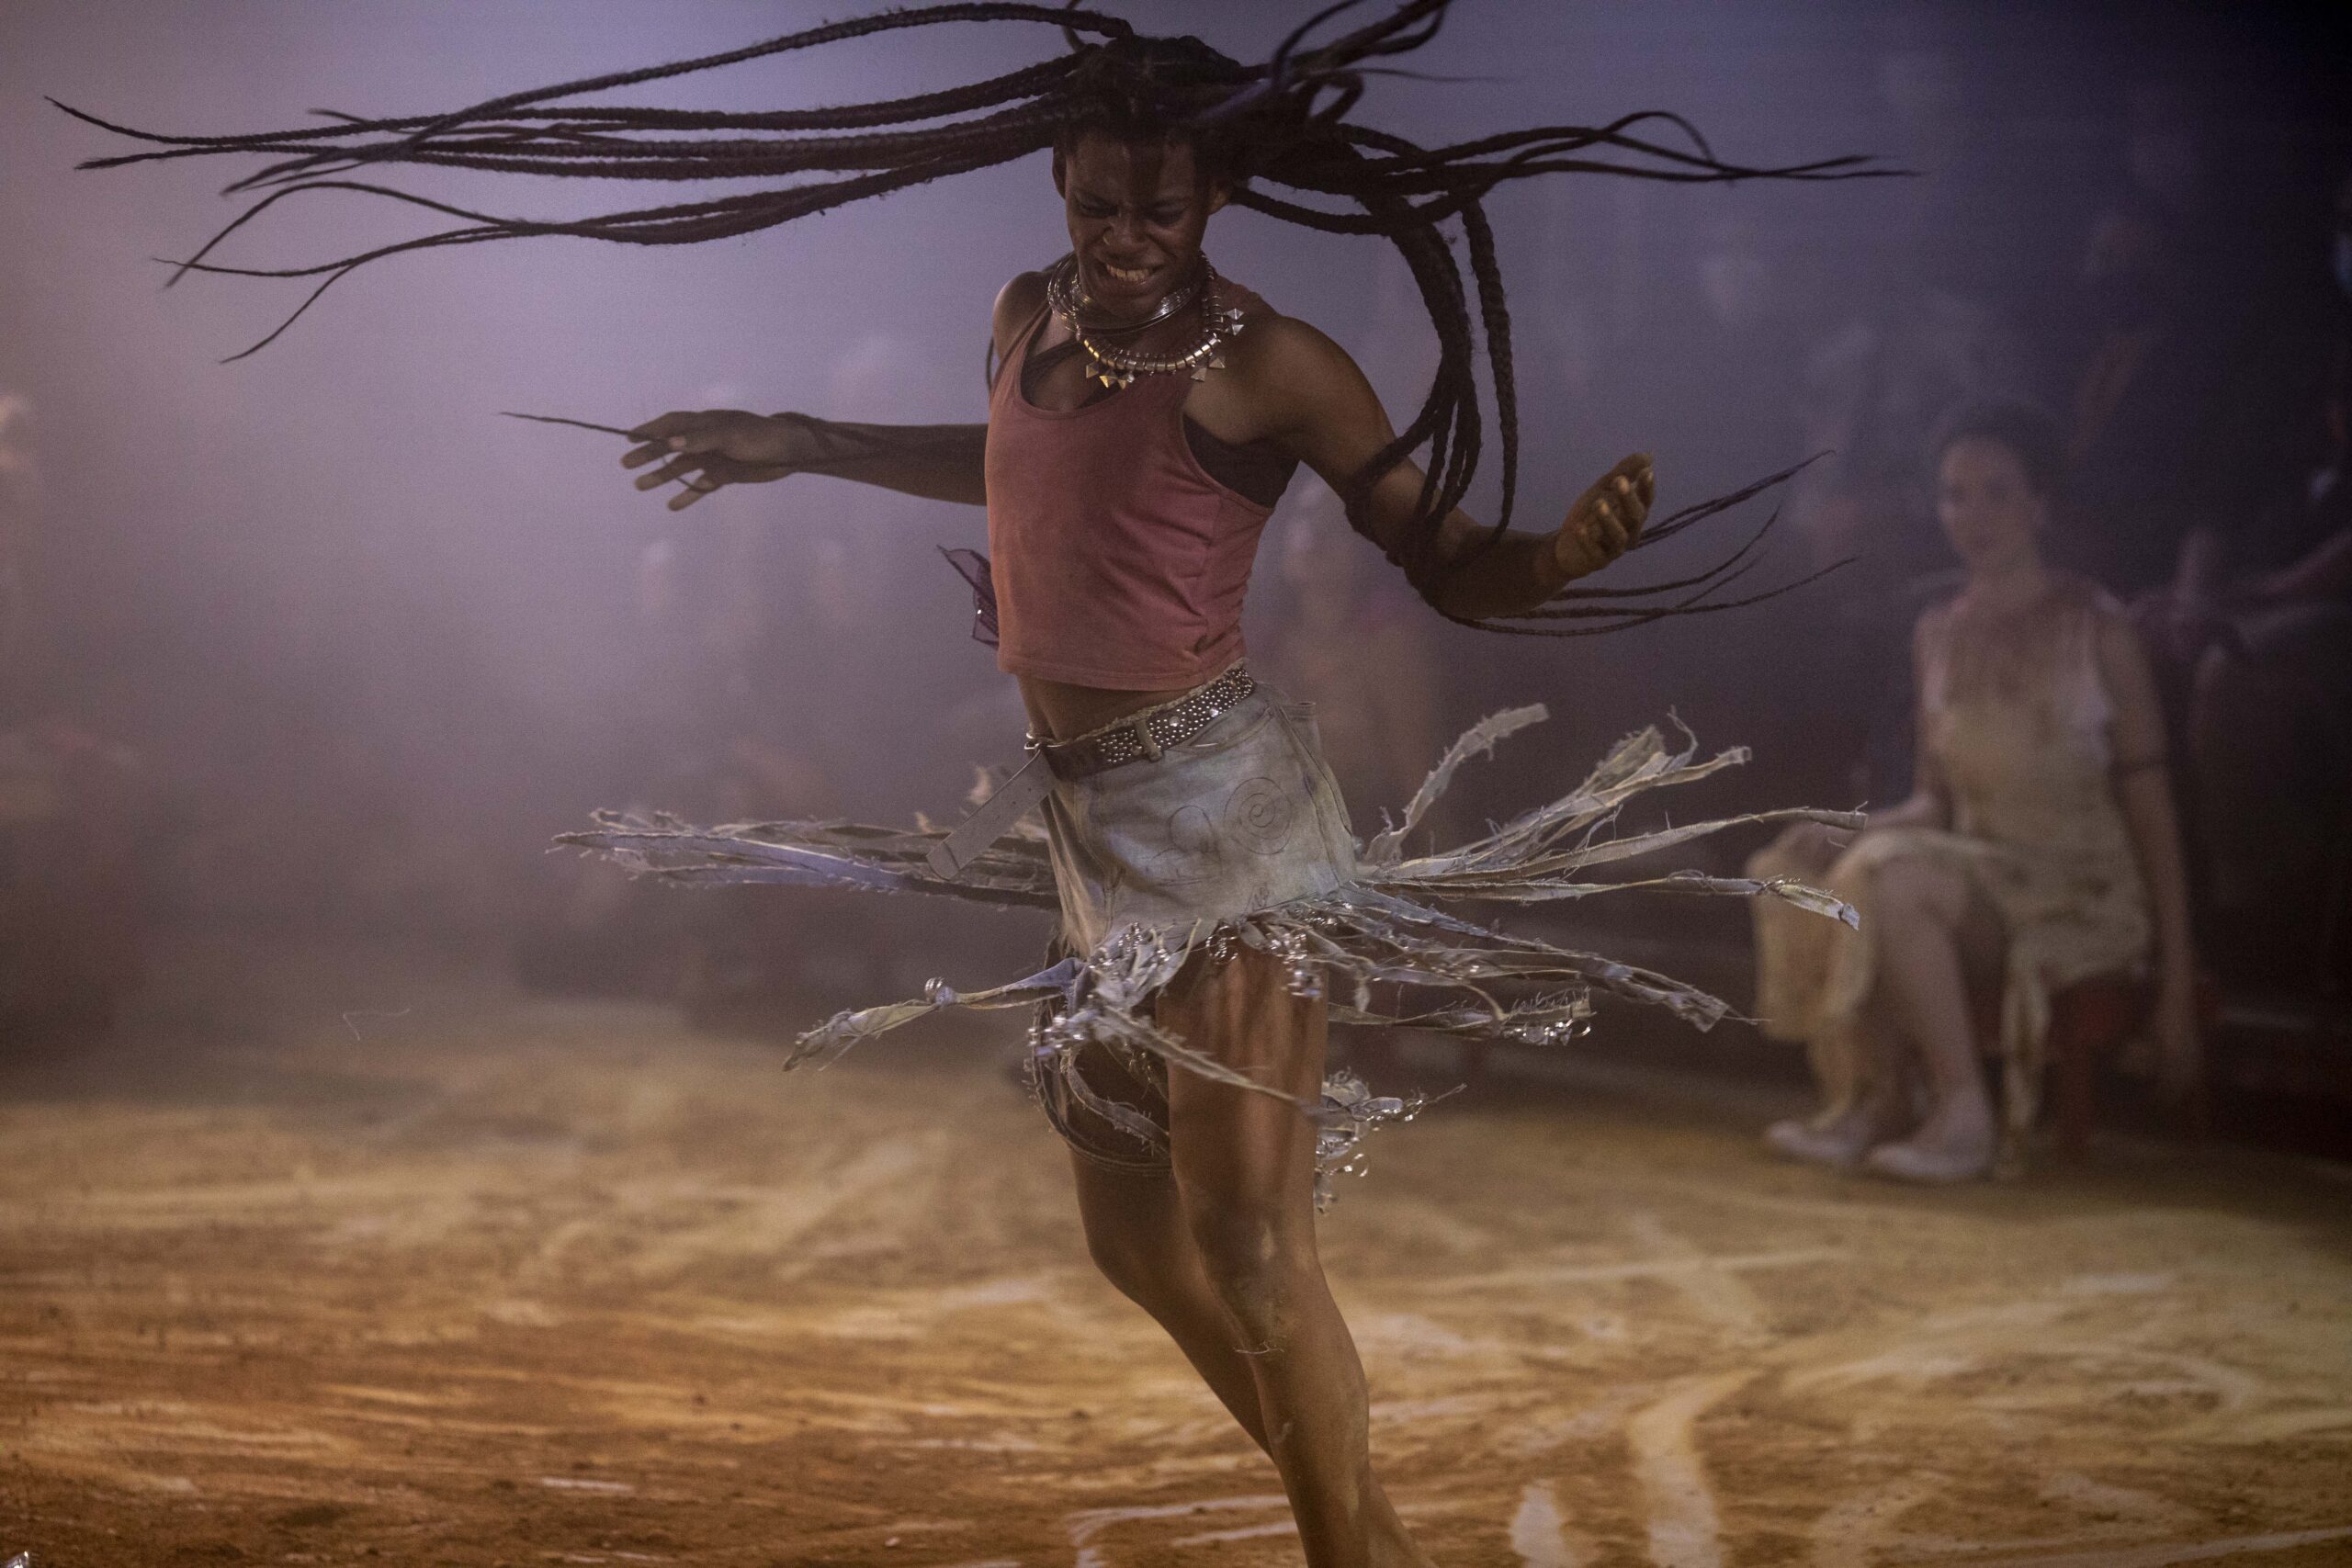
[1,4,2346,1112]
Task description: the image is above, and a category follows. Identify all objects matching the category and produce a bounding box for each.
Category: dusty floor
[4,933,2350,1568]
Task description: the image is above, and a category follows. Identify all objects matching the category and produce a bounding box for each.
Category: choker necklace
[1046,253,1245,389]
[1049,255,1201,334]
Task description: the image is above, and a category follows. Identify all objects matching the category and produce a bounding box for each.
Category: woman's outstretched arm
[615,274,1054,512]
[622,412,988,510]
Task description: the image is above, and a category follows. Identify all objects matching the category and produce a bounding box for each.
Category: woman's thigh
[1858,843,2007,1002]
[1159,943,1329,1217]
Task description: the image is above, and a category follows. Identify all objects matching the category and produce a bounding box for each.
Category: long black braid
[58,0,1877,633]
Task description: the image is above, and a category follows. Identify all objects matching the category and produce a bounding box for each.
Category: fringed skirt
[561,674,1856,1204]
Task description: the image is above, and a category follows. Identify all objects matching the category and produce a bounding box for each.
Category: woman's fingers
[1563,454,1656,565]
[1614,454,1655,535]
[633,455,712,492]
[1608,477,1639,537]
[666,475,719,511]
[620,412,797,505]
[629,457,797,509]
[1577,494,1628,564]
[1598,451,1648,490]
[1612,472,1652,528]
[626,411,691,443]
[623,411,719,466]
[1600,486,1633,543]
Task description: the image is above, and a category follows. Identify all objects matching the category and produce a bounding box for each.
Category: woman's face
[1936,435,2047,573]
[1057,130,1227,324]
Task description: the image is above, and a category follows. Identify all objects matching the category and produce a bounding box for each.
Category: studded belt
[1037,664,1258,780]
[922,664,1257,882]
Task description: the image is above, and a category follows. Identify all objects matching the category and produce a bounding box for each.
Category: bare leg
[1148,944,1423,1568]
[1860,855,2002,1181]
[1763,1019,1908,1168]
[1070,1156,1430,1566]
[1756,829,1909,1166]
[1764,971,1916,1168]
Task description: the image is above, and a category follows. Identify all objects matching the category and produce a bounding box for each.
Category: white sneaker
[1861,1104,1995,1184]
[1763,1113,1877,1168]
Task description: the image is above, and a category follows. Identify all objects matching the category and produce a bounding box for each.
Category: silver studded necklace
[1046,253,1246,389]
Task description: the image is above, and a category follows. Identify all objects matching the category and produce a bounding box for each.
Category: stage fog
[3,3,2348,1562]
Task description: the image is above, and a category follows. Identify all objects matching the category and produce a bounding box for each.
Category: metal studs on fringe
[1270,927,1324,1001]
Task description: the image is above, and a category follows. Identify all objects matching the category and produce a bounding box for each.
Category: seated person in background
[1748,403,2200,1182]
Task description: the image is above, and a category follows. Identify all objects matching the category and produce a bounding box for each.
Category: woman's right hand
[622,411,823,511]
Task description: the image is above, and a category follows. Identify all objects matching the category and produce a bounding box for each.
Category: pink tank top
[984,284,1280,690]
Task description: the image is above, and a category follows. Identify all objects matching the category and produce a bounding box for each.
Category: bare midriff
[1019,675,1194,744]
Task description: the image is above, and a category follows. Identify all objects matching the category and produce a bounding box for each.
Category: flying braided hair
[58,0,1875,634]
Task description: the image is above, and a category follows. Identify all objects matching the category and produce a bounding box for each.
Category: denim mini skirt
[564,671,1859,1200]
[1042,685,1360,954]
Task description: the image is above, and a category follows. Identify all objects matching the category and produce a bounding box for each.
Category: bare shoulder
[1219,298,1379,430]
[2048,570,2142,654]
[2086,592,2151,673]
[1227,301,1357,383]
[2048,568,2125,615]
[991,270,1050,355]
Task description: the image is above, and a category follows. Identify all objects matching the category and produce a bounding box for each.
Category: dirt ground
[4,933,2350,1568]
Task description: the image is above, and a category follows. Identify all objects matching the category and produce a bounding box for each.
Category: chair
[2042,972,2216,1160]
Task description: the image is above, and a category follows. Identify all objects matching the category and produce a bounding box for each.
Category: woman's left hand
[2151,971,2203,1102]
[1554,453,1655,583]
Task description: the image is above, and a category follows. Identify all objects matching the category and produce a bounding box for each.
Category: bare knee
[1752,821,1839,881]
[1185,1199,1309,1343]
[1079,1204,1178,1311]
[1871,853,1962,932]
[1082,1224,1146,1300]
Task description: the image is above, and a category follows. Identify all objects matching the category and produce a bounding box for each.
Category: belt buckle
[1131,715,1163,761]
[1032,730,1079,782]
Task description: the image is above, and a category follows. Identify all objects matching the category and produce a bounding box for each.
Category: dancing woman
[71,8,1868,1561]
[629,123,1652,1568]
